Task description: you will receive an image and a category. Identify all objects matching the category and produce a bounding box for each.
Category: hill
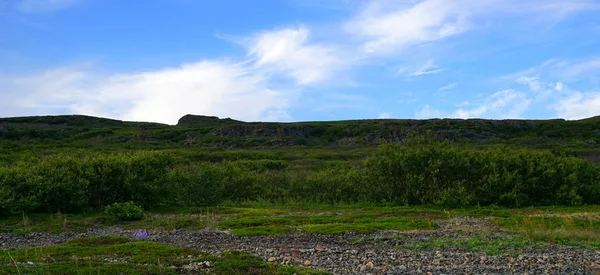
[1,114,599,160]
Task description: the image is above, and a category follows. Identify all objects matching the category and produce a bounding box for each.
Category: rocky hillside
[1,114,599,154]
[174,115,600,147]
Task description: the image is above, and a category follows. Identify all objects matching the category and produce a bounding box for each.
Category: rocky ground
[1,216,599,274]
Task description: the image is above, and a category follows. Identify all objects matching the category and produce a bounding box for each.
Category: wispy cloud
[416,89,532,119]
[507,58,600,84]
[345,0,597,55]
[454,90,531,119]
[438,82,457,91]
[248,26,347,85]
[377,112,391,119]
[16,0,83,13]
[0,25,356,124]
[542,58,600,82]
[2,0,598,123]
[555,91,600,120]
[0,61,298,124]
[346,0,469,55]
[516,76,542,92]
[415,105,444,119]
[397,59,444,77]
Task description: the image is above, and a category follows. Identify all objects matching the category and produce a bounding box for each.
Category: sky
[1,0,599,124]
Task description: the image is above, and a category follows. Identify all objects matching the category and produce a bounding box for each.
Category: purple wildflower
[134,231,148,238]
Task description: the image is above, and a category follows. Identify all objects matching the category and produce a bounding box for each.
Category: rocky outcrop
[177,114,242,127]
[208,125,313,139]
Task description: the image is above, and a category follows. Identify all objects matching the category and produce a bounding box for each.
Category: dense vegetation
[1,142,598,216]
[1,114,599,216]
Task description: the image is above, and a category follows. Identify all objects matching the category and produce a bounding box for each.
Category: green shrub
[104,201,145,221]
[171,163,225,206]
[1,141,599,216]
[85,151,175,209]
[361,143,600,207]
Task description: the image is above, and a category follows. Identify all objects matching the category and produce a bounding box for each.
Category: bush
[104,201,145,221]
[1,142,599,216]
[171,163,225,206]
[361,143,600,207]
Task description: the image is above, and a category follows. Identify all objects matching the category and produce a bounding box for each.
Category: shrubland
[1,141,598,217]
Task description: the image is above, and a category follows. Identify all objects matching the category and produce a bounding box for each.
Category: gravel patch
[1,217,599,274]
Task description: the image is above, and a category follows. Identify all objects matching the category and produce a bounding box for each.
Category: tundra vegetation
[0,115,599,274]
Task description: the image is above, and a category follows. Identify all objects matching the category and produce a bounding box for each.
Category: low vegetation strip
[1,142,599,218]
[0,214,599,274]
[0,237,326,275]
[395,232,540,255]
[216,215,438,236]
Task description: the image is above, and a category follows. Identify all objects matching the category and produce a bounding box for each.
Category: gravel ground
[1,216,599,274]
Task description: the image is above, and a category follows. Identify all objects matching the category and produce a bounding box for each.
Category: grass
[120,214,208,231]
[0,212,100,235]
[215,212,440,236]
[492,215,600,249]
[0,212,212,235]
[395,233,539,256]
[0,236,328,275]
[300,217,438,234]
[2,205,600,250]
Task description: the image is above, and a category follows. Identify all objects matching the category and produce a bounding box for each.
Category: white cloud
[0,61,297,124]
[555,92,600,120]
[513,75,566,100]
[438,82,457,91]
[507,62,600,119]
[248,26,346,85]
[454,101,470,107]
[378,112,391,119]
[454,90,531,119]
[516,76,542,92]
[418,89,532,120]
[345,0,597,55]
[554,82,565,92]
[415,105,444,119]
[397,59,444,77]
[513,1,599,20]
[347,0,470,54]
[544,58,600,82]
[16,0,82,13]
[0,26,357,124]
[511,58,600,84]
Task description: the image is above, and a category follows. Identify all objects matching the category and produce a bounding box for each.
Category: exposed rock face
[208,125,313,139]
[171,115,600,148]
[3,114,599,154]
[177,114,242,127]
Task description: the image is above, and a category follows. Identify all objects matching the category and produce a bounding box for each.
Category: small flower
[134,231,149,238]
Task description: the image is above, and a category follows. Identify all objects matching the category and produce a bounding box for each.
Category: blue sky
[1,0,599,124]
